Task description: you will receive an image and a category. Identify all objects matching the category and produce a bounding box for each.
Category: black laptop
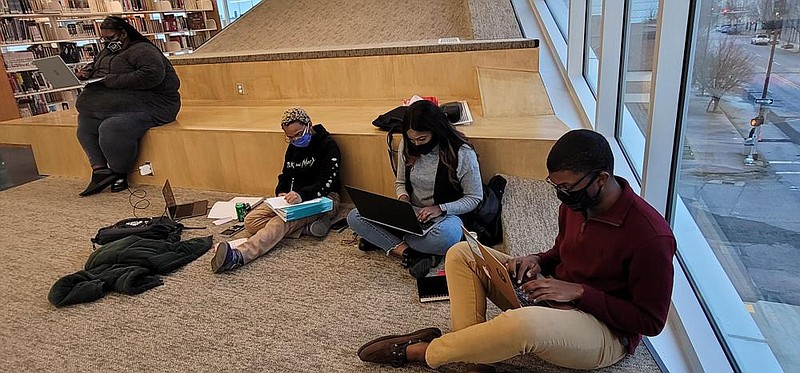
[345,185,434,236]
[162,179,208,220]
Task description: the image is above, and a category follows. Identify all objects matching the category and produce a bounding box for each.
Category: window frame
[529,0,786,371]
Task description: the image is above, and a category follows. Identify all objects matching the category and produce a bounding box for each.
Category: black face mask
[555,173,603,212]
[409,137,438,156]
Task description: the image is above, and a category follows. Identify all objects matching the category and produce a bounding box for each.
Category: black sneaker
[211,242,244,273]
[109,174,128,193]
[405,251,442,279]
[358,238,380,252]
[79,168,116,196]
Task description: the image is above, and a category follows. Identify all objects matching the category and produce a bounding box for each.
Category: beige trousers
[237,193,340,264]
[425,242,627,369]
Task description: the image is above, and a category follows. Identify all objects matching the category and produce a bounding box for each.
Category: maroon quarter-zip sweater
[536,177,676,354]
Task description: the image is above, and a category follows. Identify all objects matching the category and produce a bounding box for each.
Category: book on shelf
[264,196,333,222]
[187,12,205,30]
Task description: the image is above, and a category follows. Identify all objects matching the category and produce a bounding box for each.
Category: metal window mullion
[594,0,625,138]
[565,0,587,79]
[641,0,689,215]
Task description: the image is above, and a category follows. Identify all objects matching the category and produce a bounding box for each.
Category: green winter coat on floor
[48,235,212,307]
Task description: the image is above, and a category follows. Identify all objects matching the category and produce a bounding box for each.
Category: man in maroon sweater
[357,129,676,372]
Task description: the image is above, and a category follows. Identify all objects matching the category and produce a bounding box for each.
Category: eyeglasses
[546,171,599,195]
[284,125,308,143]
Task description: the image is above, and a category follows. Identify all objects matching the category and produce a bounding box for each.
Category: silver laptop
[345,185,435,236]
[162,179,208,220]
[32,56,104,89]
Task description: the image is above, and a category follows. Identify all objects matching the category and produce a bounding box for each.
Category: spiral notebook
[416,274,449,303]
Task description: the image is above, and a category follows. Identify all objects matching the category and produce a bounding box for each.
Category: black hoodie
[275,124,341,202]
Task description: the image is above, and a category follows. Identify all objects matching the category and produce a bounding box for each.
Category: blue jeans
[347,208,464,255]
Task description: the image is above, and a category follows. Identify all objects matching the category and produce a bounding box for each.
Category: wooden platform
[0,40,568,196]
[0,102,566,196]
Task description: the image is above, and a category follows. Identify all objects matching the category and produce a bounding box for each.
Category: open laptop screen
[162,180,177,208]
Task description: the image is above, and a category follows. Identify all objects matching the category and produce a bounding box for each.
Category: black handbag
[91,217,183,247]
[372,106,408,131]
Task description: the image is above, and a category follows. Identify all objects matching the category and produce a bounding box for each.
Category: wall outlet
[139,161,154,176]
[236,82,245,95]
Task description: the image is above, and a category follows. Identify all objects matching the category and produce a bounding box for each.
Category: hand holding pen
[284,177,302,204]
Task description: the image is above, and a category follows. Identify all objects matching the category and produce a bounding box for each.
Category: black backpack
[462,175,507,246]
[91,217,184,247]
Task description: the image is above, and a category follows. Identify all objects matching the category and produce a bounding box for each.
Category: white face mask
[105,40,123,53]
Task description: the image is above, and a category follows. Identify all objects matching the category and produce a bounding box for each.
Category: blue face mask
[290,126,312,148]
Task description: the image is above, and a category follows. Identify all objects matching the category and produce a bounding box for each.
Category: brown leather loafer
[357,327,442,367]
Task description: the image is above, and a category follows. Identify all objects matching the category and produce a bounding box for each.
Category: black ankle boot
[358,238,380,252]
[109,174,128,193]
[79,168,116,196]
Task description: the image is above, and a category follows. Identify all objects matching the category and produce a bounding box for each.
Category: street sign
[754,98,774,105]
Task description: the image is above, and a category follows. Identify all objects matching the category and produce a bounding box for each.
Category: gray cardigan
[76,41,181,123]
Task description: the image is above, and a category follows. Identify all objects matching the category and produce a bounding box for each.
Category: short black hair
[546,129,614,174]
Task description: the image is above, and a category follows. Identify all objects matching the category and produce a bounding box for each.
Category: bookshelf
[1,0,221,117]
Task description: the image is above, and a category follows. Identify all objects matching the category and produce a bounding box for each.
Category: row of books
[2,43,95,69]
[2,0,213,15]
[151,31,207,51]
[122,13,206,34]
[2,16,211,44]
[16,90,77,117]
[1,18,98,43]
[7,69,52,93]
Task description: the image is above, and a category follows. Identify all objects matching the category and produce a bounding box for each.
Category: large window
[544,0,570,40]
[216,0,263,28]
[617,0,660,175]
[584,0,603,93]
[672,0,799,371]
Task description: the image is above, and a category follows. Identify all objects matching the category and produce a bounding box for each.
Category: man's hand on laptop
[519,277,583,305]
[283,191,302,204]
[398,194,410,202]
[417,206,442,223]
[505,254,542,284]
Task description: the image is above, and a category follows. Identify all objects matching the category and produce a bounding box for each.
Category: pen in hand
[289,177,294,192]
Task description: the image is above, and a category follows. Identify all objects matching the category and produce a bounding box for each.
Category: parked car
[751,34,771,45]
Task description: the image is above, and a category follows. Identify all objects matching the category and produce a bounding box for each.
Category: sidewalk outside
[680,90,800,372]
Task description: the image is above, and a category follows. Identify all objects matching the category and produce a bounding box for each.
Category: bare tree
[695,37,754,112]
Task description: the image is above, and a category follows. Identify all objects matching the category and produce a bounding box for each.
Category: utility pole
[745,17,781,165]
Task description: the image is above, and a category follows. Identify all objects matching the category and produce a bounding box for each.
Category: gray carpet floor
[0,176,659,372]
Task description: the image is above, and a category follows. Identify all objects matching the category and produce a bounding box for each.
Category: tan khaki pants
[237,193,340,264]
[425,242,627,369]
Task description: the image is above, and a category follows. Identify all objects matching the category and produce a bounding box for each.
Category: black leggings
[76,111,158,173]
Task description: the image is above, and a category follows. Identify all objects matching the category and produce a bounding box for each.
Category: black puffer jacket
[76,41,181,123]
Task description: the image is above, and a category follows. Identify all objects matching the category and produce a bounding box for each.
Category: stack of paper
[207,197,264,220]
[265,196,333,222]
